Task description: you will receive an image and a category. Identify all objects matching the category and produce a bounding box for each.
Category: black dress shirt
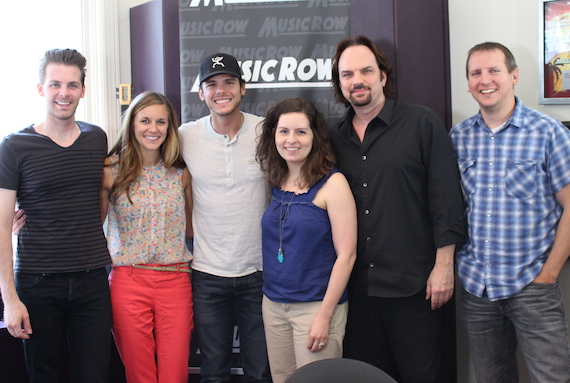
[330,98,466,298]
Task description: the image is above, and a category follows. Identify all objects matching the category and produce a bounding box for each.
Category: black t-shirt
[0,122,111,273]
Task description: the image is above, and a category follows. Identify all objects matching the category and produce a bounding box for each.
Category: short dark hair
[256,98,336,189]
[332,35,394,106]
[39,49,87,86]
[466,42,518,78]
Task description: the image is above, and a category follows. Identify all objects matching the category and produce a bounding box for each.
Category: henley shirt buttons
[369,263,374,268]
[364,209,370,215]
[366,236,371,242]
[363,183,368,188]
[362,155,367,161]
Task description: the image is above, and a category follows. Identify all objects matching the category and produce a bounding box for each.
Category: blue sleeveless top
[261,169,348,304]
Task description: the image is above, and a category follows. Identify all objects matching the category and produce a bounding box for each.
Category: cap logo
[212,56,225,68]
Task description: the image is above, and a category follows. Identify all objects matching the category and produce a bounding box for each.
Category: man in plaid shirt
[450,41,570,382]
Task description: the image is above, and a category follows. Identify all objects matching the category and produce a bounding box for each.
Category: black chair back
[283,358,398,383]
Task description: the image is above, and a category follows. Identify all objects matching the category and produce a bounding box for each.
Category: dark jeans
[15,268,112,383]
[343,290,444,383]
[462,284,570,383]
[192,270,271,383]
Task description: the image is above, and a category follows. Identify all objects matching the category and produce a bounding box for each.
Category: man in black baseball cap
[199,52,243,84]
[195,53,245,119]
[179,54,271,383]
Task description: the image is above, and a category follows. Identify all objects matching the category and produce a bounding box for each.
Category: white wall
[449,1,570,382]
[0,0,84,138]
[449,0,570,123]
[116,1,570,382]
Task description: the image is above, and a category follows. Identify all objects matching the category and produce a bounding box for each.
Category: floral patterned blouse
[107,158,192,266]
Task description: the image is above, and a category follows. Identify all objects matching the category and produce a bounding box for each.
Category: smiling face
[467,48,518,115]
[133,103,169,161]
[274,112,314,167]
[198,73,245,118]
[338,45,387,109]
[38,63,85,121]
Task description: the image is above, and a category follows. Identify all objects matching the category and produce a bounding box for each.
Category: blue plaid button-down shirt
[450,98,570,301]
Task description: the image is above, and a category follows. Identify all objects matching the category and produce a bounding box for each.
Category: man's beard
[349,92,372,107]
[348,85,372,107]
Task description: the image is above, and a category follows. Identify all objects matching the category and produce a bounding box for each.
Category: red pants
[109,265,194,383]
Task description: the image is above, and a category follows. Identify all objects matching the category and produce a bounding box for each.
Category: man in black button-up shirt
[330,35,466,383]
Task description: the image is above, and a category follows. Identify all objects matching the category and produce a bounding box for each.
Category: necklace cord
[277,190,295,263]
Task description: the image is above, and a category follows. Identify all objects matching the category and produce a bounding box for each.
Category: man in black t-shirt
[0,49,112,383]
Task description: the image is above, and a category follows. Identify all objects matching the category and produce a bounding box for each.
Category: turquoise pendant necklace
[278,190,295,263]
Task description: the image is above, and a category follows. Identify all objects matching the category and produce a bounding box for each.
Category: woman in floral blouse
[101,91,193,383]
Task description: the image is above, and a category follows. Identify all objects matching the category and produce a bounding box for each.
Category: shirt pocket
[457,159,477,195]
[505,159,538,200]
[246,158,262,181]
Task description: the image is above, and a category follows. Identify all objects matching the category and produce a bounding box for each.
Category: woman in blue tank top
[256,98,357,383]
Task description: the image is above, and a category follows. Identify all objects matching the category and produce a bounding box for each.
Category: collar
[472,96,524,132]
[337,98,395,134]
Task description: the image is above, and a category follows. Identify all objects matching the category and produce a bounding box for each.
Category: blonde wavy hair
[106,91,185,203]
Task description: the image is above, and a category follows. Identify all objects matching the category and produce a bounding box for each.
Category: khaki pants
[262,295,348,383]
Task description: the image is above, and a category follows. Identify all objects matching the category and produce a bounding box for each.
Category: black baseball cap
[199,53,242,84]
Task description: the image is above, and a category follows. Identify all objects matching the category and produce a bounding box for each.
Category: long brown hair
[106,91,185,203]
[256,98,336,189]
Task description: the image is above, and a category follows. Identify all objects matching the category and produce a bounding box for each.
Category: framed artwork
[540,0,570,104]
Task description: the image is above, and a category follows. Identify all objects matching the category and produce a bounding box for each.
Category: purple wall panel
[130,0,182,123]
[351,0,452,128]
[393,0,452,128]
[130,0,165,92]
